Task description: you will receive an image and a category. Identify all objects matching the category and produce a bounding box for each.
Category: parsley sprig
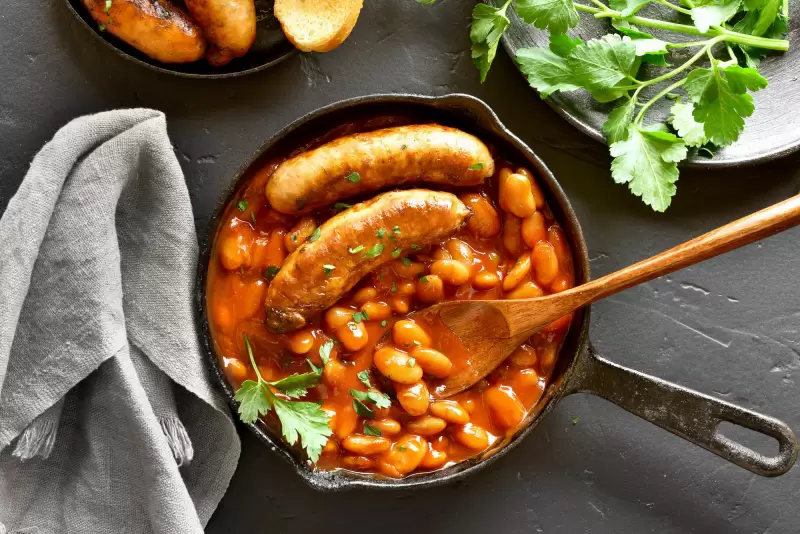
[422,0,789,211]
[234,335,332,462]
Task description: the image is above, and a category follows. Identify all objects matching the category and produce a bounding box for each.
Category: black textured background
[2,0,800,532]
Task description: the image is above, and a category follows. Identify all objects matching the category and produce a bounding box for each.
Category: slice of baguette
[275,0,364,53]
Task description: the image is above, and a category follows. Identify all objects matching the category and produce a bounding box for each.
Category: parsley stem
[587,0,611,11]
[244,334,264,383]
[574,3,789,50]
[618,36,723,91]
[666,39,713,49]
[634,78,687,124]
[654,0,692,15]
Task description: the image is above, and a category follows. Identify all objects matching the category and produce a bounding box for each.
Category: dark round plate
[501,0,800,166]
[64,0,296,78]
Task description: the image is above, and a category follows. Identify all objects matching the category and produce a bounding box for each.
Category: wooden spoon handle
[565,194,800,311]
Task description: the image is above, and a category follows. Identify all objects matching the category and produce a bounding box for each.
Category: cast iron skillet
[63,0,296,78]
[196,93,799,491]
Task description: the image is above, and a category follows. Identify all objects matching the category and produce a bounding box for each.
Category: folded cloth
[0,110,241,533]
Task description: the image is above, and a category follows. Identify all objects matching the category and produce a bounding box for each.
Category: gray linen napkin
[0,109,241,533]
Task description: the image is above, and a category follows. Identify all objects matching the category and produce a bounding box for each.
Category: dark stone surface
[2,0,800,532]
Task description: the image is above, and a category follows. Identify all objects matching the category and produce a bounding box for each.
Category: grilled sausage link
[264,190,471,333]
[83,0,206,63]
[184,0,256,66]
[266,124,495,214]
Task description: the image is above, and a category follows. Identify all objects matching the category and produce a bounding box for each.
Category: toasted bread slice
[275,0,364,53]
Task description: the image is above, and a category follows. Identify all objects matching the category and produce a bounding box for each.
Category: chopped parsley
[572,417,580,425]
[410,244,423,251]
[345,172,361,183]
[308,227,321,242]
[469,162,484,171]
[363,424,382,437]
[401,257,411,267]
[380,320,387,327]
[408,357,417,367]
[291,233,298,242]
[352,310,370,323]
[353,399,375,418]
[104,0,112,11]
[412,340,422,347]
[250,212,256,224]
[391,282,397,293]
[363,243,385,258]
[396,445,407,452]
[98,23,106,31]
[350,389,392,409]
[264,265,280,280]
[420,276,429,283]
[392,225,401,235]
[390,248,403,258]
[357,370,373,388]
[319,339,334,364]
[349,245,365,254]
[323,264,335,276]
[237,200,248,212]
[376,228,386,238]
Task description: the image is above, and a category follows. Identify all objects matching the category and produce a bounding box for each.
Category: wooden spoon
[404,194,800,399]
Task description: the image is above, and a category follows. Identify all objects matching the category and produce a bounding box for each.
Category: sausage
[264,189,471,333]
[266,124,495,214]
[184,0,256,66]
[82,0,206,63]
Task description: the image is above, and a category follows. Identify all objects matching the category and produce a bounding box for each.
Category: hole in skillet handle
[195,93,593,490]
[62,0,296,78]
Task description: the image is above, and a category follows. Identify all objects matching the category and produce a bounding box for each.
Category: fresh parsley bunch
[235,335,333,462]
[420,0,789,211]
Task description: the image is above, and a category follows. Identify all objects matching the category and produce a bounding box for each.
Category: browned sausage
[266,125,495,214]
[83,0,206,63]
[184,0,256,66]
[264,189,471,333]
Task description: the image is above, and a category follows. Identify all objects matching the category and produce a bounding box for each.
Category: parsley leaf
[391,247,403,258]
[237,200,248,212]
[270,371,323,398]
[685,64,767,146]
[352,310,370,323]
[264,265,280,280]
[609,124,687,212]
[392,226,401,235]
[669,101,708,148]
[567,35,638,94]
[363,424,382,436]
[515,0,580,35]
[349,245,365,254]
[234,380,271,424]
[470,1,512,83]
[323,264,335,276]
[469,162,484,170]
[308,227,321,242]
[364,243,385,258]
[350,389,392,409]
[396,445,408,452]
[357,369,373,388]
[319,339,334,364]
[549,33,583,57]
[602,98,637,144]
[380,320,388,327]
[516,47,581,98]
[353,399,375,418]
[104,0,112,12]
[376,228,386,238]
[345,171,361,183]
[272,397,332,462]
[401,257,411,267]
[691,0,742,33]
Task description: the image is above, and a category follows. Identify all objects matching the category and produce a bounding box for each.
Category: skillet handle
[567,346,798,477]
